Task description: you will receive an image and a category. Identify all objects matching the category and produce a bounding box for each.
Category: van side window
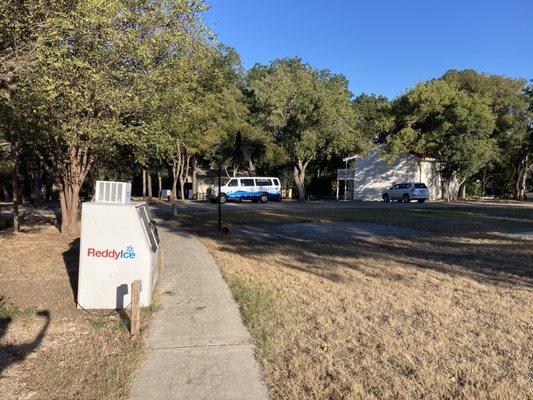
[240,179,255,187]
[227,179,238,187]
[255,179,272,186]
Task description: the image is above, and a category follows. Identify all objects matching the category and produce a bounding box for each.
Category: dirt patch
[0,225,152,400]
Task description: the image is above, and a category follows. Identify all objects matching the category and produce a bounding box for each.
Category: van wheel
[219,194,227,204]
[259,193,269,203]
[417,199,426,203]
[402,194,410,203]
[382,194,390,202]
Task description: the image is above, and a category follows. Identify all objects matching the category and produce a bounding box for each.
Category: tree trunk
[178,176,185,200]
[481,169,487,197]
[443,175,464,202]
[178,154,190,200]
[157,171,162,199]
[11,136,19,233]
[142,169,147,200]
[293,158,309,201]
[171,162,178,201]
[248,159,256,176]
[514,154,529,200]
[459,183,466,199]
[518,169,527,200]
[147,171,152,201]
[55,146,93,234]
[59,180,81,235]
[192,158,198,200]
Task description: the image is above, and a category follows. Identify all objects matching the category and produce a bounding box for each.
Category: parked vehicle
[209,177,282,204]
[382,182,429,203]
[524,191,533,201]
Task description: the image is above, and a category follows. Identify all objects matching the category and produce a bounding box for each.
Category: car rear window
[240,179,255,187]
[255,179,272,186]
[414,183,427,189]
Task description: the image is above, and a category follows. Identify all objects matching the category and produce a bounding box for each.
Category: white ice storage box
[77,201,160,309]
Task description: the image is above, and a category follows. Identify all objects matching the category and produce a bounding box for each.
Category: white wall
[420,159,442,200]
[342,149,441,201]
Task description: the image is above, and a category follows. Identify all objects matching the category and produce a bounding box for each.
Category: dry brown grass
[0,224,153,400]
[192,206,533,399]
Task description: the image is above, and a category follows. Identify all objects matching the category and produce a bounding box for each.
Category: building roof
[343,146,439,162]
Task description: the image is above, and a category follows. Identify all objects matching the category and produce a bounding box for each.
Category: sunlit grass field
[179,204,533,399]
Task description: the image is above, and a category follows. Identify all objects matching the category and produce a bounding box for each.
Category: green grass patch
[0,301,39,319]
[0,303,21,319]
[228,277,282,358]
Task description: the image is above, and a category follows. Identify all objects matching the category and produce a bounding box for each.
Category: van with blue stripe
[209,177,281,204]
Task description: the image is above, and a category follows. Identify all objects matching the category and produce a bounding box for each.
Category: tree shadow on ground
[62,239,80,302]
[182,204,533,289]
[0,298,50,376]
[210,233,532,289]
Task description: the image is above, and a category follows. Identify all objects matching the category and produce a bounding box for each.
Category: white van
[209,177,281,204]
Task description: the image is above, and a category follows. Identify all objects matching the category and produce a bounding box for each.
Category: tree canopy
[1,2,532,234]
[387,79,496,200]
[247,57,366,200]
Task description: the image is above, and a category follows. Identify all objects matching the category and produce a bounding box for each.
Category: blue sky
[205,0,532,99]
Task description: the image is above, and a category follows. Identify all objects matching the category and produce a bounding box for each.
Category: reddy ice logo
[87,245,136,260]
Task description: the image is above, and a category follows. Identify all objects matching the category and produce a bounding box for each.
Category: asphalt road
[165,198,533,214]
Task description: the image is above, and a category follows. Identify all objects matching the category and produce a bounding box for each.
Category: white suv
[382,182,429,203]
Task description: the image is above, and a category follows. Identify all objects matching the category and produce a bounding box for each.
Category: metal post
[218,163,222,232]
[344,160,347,201]
[131,280,141,337]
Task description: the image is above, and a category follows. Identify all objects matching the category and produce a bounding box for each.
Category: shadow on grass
[207,232,532,289]
[0,298,51,376]
[63,238,80,303]
[177,204,533,288]
[176,205,533,238]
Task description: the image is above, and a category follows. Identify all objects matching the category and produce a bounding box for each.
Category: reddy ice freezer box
[77,202,160,309]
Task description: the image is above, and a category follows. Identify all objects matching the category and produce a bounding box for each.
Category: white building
[337,148,442,201]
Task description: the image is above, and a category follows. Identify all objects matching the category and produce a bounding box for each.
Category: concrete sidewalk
[132,213,268,400]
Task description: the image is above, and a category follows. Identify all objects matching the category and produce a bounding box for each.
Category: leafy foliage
[248,57,366,199]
